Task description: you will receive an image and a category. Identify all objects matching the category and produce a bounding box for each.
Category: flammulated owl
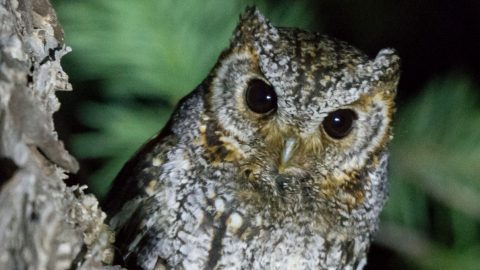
[105,6,400,270]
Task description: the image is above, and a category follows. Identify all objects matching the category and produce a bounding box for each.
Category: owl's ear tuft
[231,6,278,47]
[239,6,267,24]
[372,48,401,85]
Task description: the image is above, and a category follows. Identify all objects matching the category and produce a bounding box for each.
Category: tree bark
[0,0,115,269]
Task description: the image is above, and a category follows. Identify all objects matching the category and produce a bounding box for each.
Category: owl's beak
[279,138,297,172]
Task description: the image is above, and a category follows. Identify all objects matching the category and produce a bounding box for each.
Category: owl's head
[203,7,400,227]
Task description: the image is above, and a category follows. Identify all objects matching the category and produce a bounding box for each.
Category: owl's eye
[322,109,357,139]
[245,79,277,114]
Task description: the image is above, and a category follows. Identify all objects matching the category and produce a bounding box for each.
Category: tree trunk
[0,0,114,269]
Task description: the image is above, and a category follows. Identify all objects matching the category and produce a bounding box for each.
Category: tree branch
[0,0,115,269]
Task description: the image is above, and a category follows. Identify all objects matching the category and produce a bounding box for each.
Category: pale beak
[280,138,297,170]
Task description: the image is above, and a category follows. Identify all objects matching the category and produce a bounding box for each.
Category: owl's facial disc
[206,12,399,218]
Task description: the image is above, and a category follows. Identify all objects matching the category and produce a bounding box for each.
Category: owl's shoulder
[104,84,208,214]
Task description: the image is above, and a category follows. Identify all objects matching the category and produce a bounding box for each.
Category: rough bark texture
[0,0,115,269]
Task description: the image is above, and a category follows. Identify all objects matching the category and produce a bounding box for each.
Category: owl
[104,6,400,270]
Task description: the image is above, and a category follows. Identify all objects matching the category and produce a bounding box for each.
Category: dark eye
[322,109,357,139]
[245,79,277,114]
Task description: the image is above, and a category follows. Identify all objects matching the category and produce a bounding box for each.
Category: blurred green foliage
[54,0,480,269]
[382,76,480,270]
